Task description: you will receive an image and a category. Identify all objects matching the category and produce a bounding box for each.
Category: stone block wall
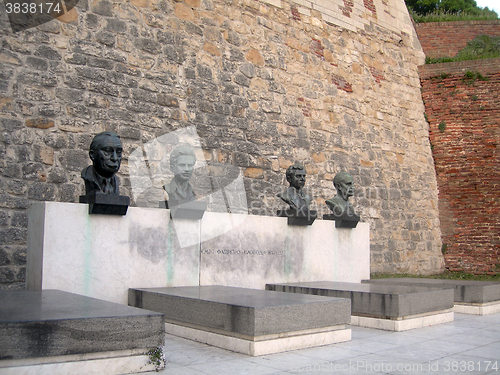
[415,20,500,59]
[419,60,500,274]
[0,0,444,289]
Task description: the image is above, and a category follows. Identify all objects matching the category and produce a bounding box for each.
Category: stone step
[0,290,165,374]
[266,281,455,331]
[129,286,352,356]
[363,278,500,315]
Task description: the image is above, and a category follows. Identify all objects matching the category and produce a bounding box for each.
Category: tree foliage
[405,0,498,18]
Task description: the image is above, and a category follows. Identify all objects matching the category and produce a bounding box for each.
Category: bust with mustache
[81,131,123,195]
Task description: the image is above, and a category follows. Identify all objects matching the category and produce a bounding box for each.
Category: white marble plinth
[27,202,201,305]
[0,349,160,375]
[200,214,370,289]
[350,310,454,331]
[27,202,370,305]
[453,301,500,315]
[165,323,351,356]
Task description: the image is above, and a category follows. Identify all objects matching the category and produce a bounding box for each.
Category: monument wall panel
[27,202,369,304]
[200,214,369,288]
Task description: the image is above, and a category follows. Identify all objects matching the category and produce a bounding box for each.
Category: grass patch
[371,271,500,282]
[438,121,446,132]
[147,347,166,371]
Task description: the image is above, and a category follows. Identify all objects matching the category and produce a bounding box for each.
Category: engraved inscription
[201,249,284,256]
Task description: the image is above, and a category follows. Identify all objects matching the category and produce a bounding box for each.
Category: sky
[475,0,500,16]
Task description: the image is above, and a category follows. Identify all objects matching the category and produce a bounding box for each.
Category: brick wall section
[420,61,500,273]
[0,0,444,289]
[415,20,500,59]
[419,57,500,79]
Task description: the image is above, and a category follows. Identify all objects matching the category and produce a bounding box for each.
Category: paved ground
[140,312,500,375]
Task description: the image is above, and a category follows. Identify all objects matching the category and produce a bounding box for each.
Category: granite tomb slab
[364,278,500,315]
[0,289,164,374]
[129,286,351,355]
[266,281,455,331]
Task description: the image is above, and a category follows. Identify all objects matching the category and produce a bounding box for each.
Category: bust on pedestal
[161,146,206,220]
[277,164,316,225]
[324,172,360,228]
[79,131,130,215]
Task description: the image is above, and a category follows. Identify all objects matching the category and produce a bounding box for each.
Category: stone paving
[139,312,500,375]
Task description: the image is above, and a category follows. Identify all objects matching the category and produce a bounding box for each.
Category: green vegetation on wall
[406,0,498,22]
[425,34,500,63]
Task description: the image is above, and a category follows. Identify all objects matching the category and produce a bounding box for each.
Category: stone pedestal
[168,200,207,220]
[323,213,360,228]
[129,286,351,356]
[198,214,370,289]
[27,202,201,305]
[27,202,370,305]
[79,192,130,215]
[277,209,317,225]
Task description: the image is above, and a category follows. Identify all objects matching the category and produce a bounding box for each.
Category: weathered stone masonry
[0,0,444,289]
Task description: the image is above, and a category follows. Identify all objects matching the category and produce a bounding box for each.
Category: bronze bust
[80,131,129,215]
[163,146,197,204]
[326,172,356,216]
[277,163,312,210]
[81,131,123,195]
[277,163,316,225]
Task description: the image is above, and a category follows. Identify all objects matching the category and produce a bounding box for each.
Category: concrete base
[350,310,454,331]
[27,202,370,305]
[0,349,159,374]
[165,322,351,356]
[453,301,500,315]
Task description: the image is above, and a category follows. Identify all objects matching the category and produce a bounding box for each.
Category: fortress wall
[0,0,443,288]
[420,61,500,274]
[415,20,500,59]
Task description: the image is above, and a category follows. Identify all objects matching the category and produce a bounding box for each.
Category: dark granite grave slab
[363,278,500,304]
[0,290,164,360]
[129,286,350,338]
[266,281,454,319]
